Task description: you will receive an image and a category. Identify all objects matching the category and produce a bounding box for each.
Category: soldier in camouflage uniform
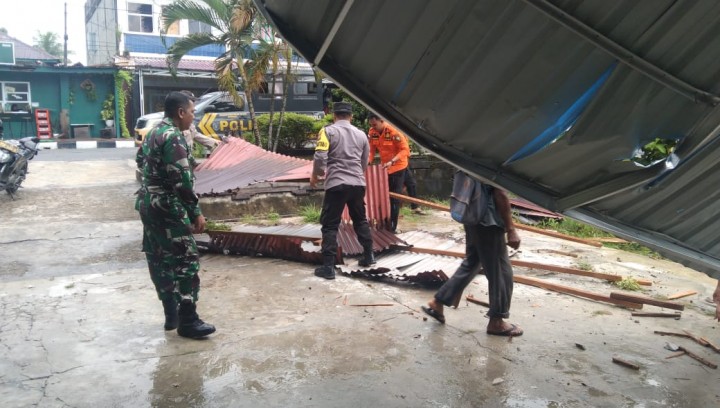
[135,91,216,339]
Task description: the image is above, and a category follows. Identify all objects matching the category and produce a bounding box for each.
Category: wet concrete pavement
[1,151,719,407]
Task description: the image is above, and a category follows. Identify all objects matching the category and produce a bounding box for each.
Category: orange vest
[368,124,410,174]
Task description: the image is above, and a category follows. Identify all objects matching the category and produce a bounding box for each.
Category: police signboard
[0,42,15,65]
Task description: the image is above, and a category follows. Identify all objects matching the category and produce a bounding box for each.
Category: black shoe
[161,298,178,331]
[314,266,336,280]
[177,300,216,339]
[358,251,376,267]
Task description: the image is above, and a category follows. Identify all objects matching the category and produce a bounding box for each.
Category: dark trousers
[320,184,374,265]
[404,167,419,209]
[388,169,406,231]
[434,224,514,319]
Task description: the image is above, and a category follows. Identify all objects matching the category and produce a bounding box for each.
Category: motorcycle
[0,119,41,197]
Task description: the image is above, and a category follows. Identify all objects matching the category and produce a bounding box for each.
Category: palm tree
[162,0,262,144]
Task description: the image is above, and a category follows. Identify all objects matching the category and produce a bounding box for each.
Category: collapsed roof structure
[255,0,720,279]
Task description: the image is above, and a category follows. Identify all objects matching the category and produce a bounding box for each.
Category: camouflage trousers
[136,192,200,302]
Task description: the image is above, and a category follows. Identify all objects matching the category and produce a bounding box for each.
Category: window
[293,81,319,96]
[128,2,153,33]
[188,20,211,34]
[206,94,244,112]
[1,81,31,112]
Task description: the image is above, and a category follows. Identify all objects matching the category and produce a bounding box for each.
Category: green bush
[256,112,320,150]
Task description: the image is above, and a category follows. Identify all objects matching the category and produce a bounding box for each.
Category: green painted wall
[0,69,116,139]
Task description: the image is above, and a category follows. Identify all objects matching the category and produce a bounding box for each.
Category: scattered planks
[388,191,602,247]
[612,357,640,370]
[610,292,684,311]
[466,294,490,308]
[672,347,718,369]
[667,290,697,300]
[514,275,642,309]
[655,330,720,354]
[511,260,652,286]
[631,312,681,318]
[391,245,651,286]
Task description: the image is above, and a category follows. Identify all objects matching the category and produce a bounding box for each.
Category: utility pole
[63,2,68,66]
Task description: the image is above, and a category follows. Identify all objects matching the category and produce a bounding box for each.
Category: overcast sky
[0,0,88,64]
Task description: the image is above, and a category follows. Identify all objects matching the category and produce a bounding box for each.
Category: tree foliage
[33,31,72,59]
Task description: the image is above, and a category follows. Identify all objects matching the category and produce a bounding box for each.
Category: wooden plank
[612,357,640,370]
[514,275,643,309]
[700,337,720,354]
[387,192,451,211]
[631,312,681,318]
[391,245,651,286]
[512,260,623,282]
[679,347,717,369]
[610,292,684,311]
[667,290,697,300]
[516,224,603,247]
[535,249,579,258]
[466,295,490,308]
[589,237,629,244]
[388,191,602,247]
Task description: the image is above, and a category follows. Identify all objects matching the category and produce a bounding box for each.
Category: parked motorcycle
[0,119,41,196]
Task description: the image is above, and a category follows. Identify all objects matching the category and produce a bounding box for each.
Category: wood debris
[666,290,697,300]
[466,294,490,308]
[514,275,642,309]
[610,292,684,311]
[612,357,640,370]
[631,312,681,318]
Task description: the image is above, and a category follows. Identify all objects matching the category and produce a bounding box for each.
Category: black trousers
[434,224,514,319]
[388,169,406,231]
[320,184,374,265]
[404,167,419,209]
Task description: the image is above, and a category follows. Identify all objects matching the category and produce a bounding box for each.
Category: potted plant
[101,93,115,127]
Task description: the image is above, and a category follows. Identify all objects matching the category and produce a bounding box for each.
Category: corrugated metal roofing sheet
[256,0,720,279]
[133,56,216,72]
[0,33,60,62]
[195,138,314,196]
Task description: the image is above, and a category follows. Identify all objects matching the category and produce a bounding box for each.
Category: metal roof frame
[256,0,720,279]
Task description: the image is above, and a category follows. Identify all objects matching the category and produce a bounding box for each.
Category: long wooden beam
[390,245,651,285]
[388,191,602,247]
[611,292,684,311]
[513,275,642,309]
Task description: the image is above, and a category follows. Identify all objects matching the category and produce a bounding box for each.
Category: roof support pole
[313,0,355,66]
[522,0,720,106]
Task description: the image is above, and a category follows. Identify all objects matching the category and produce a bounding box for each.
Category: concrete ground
[0,150,719,408]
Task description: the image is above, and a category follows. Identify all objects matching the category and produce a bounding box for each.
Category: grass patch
[267,212,280,223]
[535,218,663,259]
[575,261,594,271]
[300,204,321,223]
[206,220,231,231]
[241,214,257,224]
[426,196,450,207]
[537,218,612,239]
[605,242,663,259]
[399,206,420,222]
[615,277,642,291]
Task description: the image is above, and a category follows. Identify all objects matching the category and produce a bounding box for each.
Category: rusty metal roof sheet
[195,138,313,196]
[203,222,406,260]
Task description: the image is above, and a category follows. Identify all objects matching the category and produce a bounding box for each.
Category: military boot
[177,299,216,339]
[314,255,337,279]
[358,250,376,267]
[161,298,178,331]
